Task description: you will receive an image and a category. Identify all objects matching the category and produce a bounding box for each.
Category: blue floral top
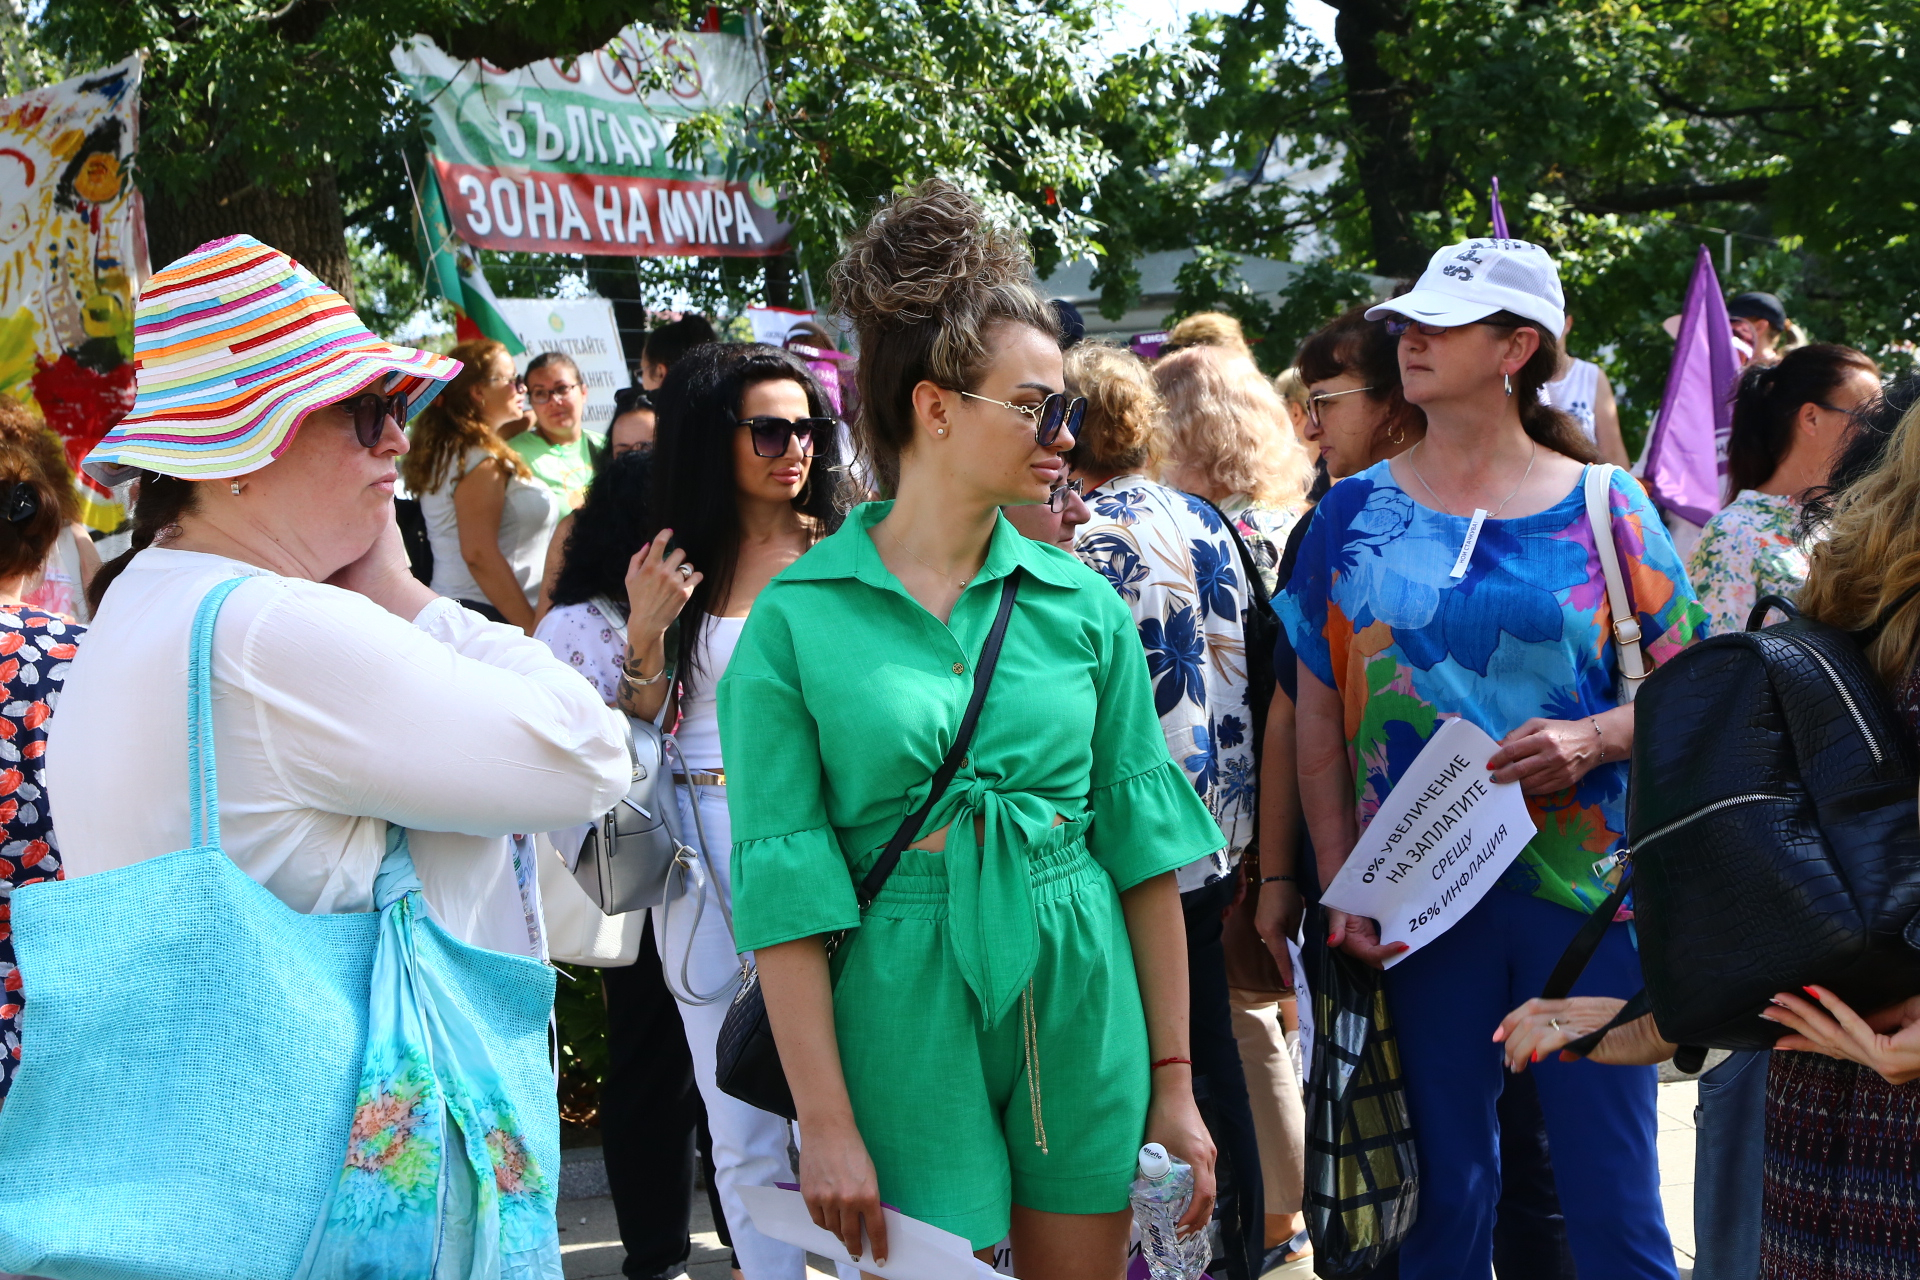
[1073,473,1254,889]
[1277,462,1707,914]
[0,605,83,1096]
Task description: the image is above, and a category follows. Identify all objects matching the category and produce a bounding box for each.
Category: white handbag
[537,830,644,966]
[1583,463,1651,702]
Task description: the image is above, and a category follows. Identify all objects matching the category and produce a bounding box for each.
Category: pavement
[560,1079,1703,1280]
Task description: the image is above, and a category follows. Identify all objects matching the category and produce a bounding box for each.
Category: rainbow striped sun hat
[84,235,461,485]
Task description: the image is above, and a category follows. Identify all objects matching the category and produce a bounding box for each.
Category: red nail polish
[1803,985,1820,997]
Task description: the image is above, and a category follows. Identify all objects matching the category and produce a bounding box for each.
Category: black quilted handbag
[714,573,1021,1119]
[1545,592,1920,1056]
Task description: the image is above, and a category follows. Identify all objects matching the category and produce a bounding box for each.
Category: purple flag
[1490,177,1510,239]
[1644,246,1740,526]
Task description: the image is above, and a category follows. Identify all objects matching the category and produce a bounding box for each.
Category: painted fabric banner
[0,56,143,529]
[392,30,789,258]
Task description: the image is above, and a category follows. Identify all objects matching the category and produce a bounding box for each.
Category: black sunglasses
[735,413,831,458]
[346,390,409,448]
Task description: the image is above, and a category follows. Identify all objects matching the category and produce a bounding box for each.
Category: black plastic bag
[1304,931,1419,1276]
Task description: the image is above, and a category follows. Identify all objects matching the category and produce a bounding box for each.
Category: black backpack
[1546,593,1920,1060]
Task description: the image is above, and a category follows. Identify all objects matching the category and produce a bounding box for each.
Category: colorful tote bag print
[0,576,561,1280]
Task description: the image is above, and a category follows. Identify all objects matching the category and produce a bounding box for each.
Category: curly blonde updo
[830,179,1059,493]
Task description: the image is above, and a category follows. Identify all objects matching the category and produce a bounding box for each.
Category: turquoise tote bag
[0,575,563,1280]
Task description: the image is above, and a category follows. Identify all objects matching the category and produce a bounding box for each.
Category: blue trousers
[1382,887,1678,1280]
[1691,1049,1768,1280]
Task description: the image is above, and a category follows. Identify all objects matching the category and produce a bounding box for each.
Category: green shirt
[720,500,1225,1027]
[509,429,600,508]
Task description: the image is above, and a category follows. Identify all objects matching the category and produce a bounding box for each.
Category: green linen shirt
[509,429,601,508]
[720,500,1226,1028]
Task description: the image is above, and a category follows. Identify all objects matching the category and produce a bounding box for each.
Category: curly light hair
[1064,344,1165,477]
[829,179,1058,493]
[1163,311,1250,358]
[1154,346,1312,508]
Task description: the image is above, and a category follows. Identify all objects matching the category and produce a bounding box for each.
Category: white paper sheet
[738,1184,1008,1280]
[1320,717,1537,966]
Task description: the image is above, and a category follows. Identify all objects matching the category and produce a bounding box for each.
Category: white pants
[654,783,804,1280]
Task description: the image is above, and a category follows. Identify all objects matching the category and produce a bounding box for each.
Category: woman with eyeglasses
[722,181,1222,1280]
[1001,477,1091,549]
[1064,339,1268,1277]
[403,337,559,631]
[557,342,844,1280]
[1280,240,1706,1280]
[512,352,598,509]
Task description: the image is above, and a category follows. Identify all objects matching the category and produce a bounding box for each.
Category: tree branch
[1575,175,1772,214]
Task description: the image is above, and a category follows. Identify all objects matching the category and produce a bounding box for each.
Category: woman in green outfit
[719,181,1224,1279]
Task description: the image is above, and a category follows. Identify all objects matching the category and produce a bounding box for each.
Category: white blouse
[419,446,560,609]
[45,549,629,956]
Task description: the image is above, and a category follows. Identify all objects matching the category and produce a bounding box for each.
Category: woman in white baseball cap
[1277,239,1708,1278]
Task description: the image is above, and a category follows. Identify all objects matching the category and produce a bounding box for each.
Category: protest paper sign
[1320,717,1537,967]
[0,56,144,530]
[492,297,627,433]
[391,30,790,257]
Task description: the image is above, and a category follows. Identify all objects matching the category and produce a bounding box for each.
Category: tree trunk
[142,154,355,304]
[1330,0,1439,277]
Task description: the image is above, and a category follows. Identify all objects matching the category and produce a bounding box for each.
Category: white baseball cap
[1365,238,1566,337]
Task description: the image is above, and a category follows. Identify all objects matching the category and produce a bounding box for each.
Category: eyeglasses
[1046,478,1084,514]
[527,381,580,405]
[345,390,409,448]
[735,413,832,458]
[1306,386,1374,428]
[958,390,1087,448]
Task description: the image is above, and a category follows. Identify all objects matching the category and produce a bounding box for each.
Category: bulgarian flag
[413,171,525,354]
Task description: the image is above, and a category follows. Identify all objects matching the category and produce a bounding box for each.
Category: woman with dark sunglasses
[563,342,845,1280]
[721,180,1221,1280]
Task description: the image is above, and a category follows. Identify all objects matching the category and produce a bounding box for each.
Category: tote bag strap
[1583,464,1649,696]
[186,575,253,851]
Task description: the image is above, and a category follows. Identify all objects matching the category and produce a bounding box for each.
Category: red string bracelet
[1151,1056,1192,1071]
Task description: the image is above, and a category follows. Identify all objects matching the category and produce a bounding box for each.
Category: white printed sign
[492,297,627,432]
[1321,717,1537,967]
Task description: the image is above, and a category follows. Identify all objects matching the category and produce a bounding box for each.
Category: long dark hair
[644,342,845,680]
[1727,343,1880,500]
[549,450,653,612]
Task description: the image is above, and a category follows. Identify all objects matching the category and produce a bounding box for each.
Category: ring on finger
[1550,1018,1563,1032]
[677,563,693,579]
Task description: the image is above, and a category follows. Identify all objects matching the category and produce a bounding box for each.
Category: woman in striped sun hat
[41,236,630,1271]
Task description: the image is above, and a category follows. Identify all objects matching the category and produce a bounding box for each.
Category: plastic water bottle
[1131,1143,1210,1280]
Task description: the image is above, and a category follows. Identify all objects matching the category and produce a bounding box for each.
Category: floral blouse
[0,606,82,1096]
[1073,474,1254,889]
[1686,490,1810,636]
[1278,463,1707,915]
[1219,496,1300,599]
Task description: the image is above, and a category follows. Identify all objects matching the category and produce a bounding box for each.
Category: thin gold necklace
[886,527,976,591]
[1407,439,1537,518]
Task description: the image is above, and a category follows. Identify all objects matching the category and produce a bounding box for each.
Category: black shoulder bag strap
[855,570,1022,909]
[1200,497,1274,616]
[1537,865,1703,1071]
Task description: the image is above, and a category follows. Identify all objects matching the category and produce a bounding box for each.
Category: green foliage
[553,963,611,1128]
[1099,0,1920,444]
[733,0,1122,289]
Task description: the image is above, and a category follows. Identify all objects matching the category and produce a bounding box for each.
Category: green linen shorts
[831,831,1150,1250]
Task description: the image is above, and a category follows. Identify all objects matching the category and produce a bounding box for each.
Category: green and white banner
[392,28,789,258]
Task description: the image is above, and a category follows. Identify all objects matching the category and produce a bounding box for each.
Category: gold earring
[229,479,244,496]
[1389,421,1405,445]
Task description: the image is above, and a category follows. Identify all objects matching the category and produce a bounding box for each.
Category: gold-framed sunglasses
[958,390,1087,447]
